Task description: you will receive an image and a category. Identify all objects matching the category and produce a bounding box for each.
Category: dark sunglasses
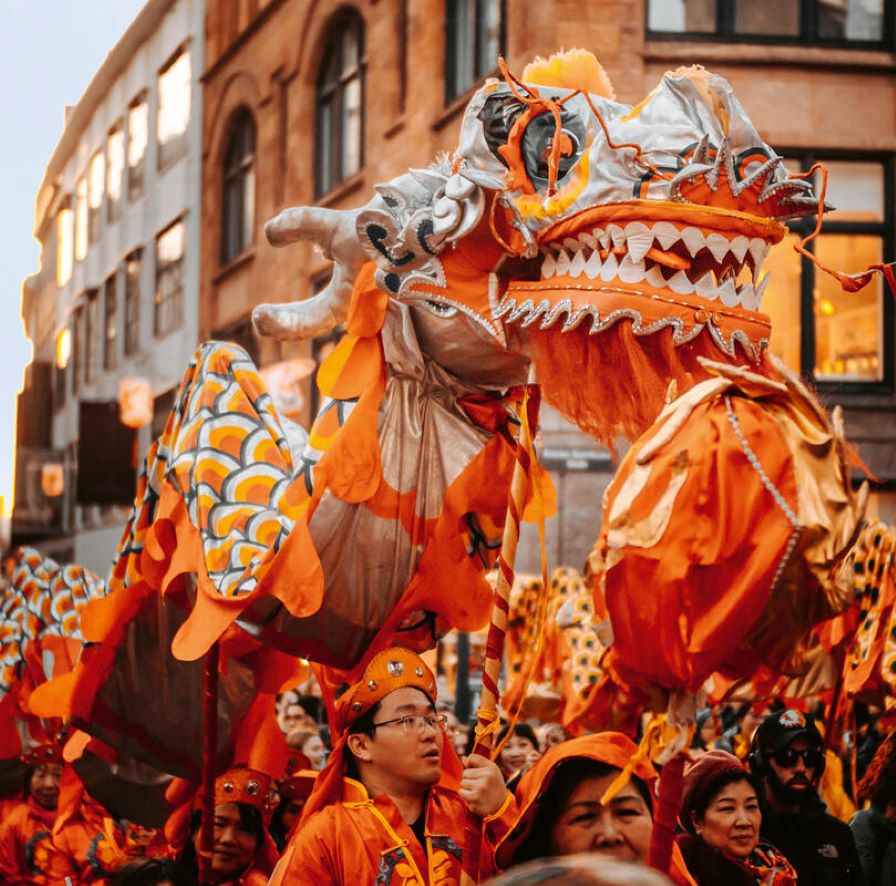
[773,747,823,769]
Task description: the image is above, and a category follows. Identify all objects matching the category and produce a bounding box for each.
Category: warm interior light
[119,377,153,428]
[40,463,65,498]
[56,329,72,369]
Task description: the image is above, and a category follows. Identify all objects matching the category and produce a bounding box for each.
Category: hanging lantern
[40,463,65,498]
[119,377,153,429]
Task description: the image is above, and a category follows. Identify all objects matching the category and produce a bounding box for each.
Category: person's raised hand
[459,753,509,818]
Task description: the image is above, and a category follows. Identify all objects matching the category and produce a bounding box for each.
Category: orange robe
[0,797,57,885]
[40,794,130,884]
[270,777,510,885]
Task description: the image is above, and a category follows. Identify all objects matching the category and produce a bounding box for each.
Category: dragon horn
[252,205,367,341]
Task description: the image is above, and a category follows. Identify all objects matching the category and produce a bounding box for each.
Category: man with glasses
[748,708,863,885]
[270,647,512,884]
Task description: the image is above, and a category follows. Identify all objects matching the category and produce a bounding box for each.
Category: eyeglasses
[371,714,448,735]
[772,747,823,770]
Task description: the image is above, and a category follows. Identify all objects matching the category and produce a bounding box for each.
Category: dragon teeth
[666,270,693,294]
[755,272,772,303]
[680,226,706,257]
[584,251,602,279]
[653,221,680,250]
[600,252,619,282]
[569,251,587,277]
[556,249,571,275]
[706,233,731,264]
[737,281,757,311]
[644,265,666,289]
[749,238,768,275]
[625,228,653,263]
[607,224,626,250]
[694,272,717,299]
[542,252,556,278]
[618,255,646,283]
[718,276,739,307]
[730,235,750,263]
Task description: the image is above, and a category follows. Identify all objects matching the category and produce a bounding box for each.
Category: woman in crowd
[851,730,896,885]
[174,768,279,886]
[493,732,694,885]
[496,722,541,783]
[676,750,796,885]
[0,743,63,884]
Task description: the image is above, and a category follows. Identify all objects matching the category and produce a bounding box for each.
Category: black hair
[178,803,263,873]
[512,758,653,866]
[688,770,755,825]
[296,695,324,723]
[497,722,541,753]
[109,858,196,886]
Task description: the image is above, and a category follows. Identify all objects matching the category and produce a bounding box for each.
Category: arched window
[221,107,256,265]
[315,9,365,197]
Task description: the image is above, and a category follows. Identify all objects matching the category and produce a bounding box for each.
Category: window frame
[220,106,257,266]
[314,8,366,198]
[106,120,125,224]
[157,44,192,172]
[774,149,894,396]
[444,0,506,104]
[645,0,893,49]
[127,92,149,202]
[103,272,118,372]
[153,218,185,339]
[124,249,142,358]
[84,289,99,386]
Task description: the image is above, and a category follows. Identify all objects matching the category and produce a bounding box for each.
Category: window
[71,305,83,396]
[221,108,256,264]
[84,289,99,385]
[761,154,891,389]
[87,149,104,245]
[56,202,74,286]
[154,219,184,337]
[128,94,149,200]
[315,10,365,197]
[107,122,125,223]
[75,176,88,261]
[103,273,118,371]
[445,0,503,103]
[157,47,191,169]
[646,0,887,45]
[124,250,142,357]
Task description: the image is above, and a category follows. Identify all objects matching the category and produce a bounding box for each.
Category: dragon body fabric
[31,52,868,774]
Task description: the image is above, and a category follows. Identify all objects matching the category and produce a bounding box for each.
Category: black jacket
[760,796,864,886]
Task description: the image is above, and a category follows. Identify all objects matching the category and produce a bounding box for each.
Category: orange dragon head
[252,51,830,445]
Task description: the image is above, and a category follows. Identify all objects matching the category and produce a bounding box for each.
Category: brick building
[200,0,895,571]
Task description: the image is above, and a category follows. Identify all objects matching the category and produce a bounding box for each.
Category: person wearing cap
[676,750,796,885]
[169,766,280,885]
[269,647,511,884]
[0,742,64,884]
[491,732,695,885]
[748,708,863,885]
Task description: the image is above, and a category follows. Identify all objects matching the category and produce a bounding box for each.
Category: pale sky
[0,0,147,517]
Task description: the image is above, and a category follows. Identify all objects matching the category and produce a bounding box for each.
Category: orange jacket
[40,793,130,885]
[0,798,57,885]
[270,776,510,885]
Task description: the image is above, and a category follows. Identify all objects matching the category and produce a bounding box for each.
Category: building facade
[14,0,204,573]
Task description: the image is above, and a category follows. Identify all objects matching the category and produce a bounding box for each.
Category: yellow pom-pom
[522,49,615,99]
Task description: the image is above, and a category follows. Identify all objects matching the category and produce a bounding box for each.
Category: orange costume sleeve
[0,801,55,885]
